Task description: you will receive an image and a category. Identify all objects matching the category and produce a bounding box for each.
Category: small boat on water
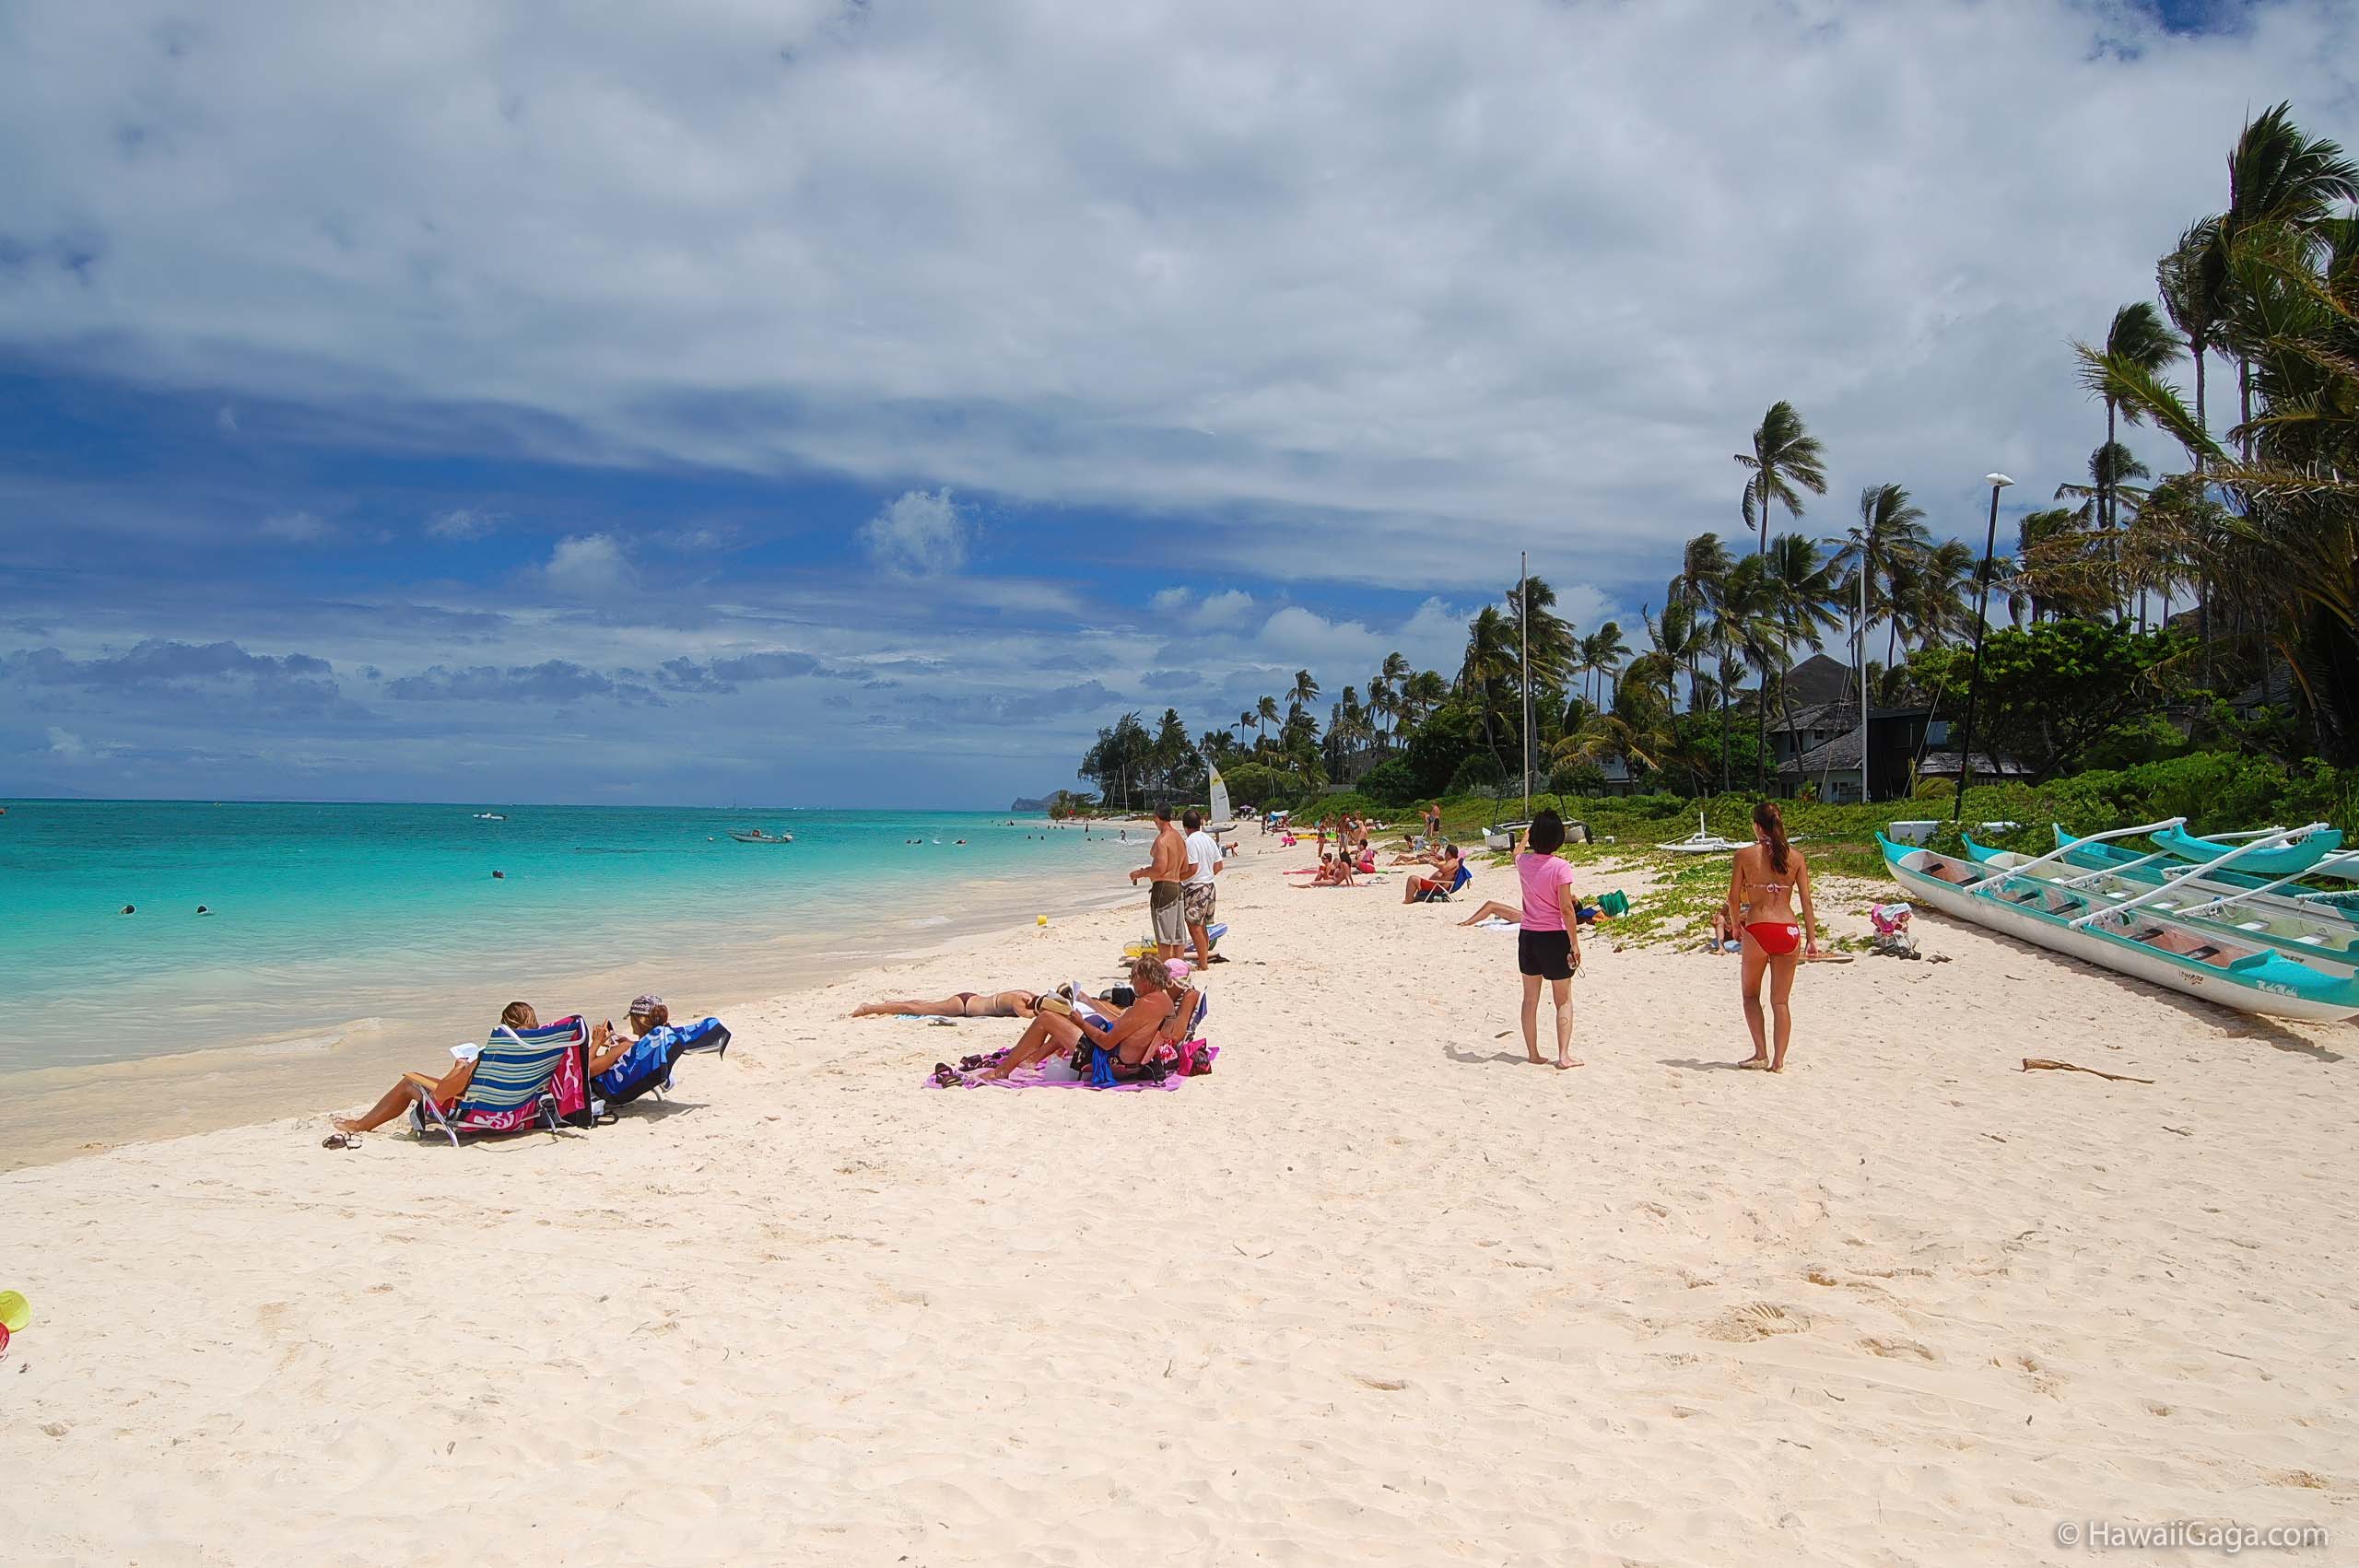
[473,812,507,821]
[729,828,793,844]
[2152,823,2346,879]
[1879,829,2359,1024]
[1657,813,1749,855]
[1961,835,2359,971]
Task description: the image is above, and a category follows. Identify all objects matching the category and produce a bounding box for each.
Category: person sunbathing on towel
[851,988,1043,1019]
[1297,852,1350,887]
[334,1000,556,1133]
[982,954,1180,1081]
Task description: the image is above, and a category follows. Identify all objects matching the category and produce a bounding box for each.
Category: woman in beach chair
[334,1001,550,1134]
[849,988,1044,1020]
[1403,846,1464,903]
[981,954,1181,1082]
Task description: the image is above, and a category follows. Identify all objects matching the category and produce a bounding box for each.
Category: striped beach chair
[408,1015,593,1146]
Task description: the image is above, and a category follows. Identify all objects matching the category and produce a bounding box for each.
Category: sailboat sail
[1208,764,1232,825]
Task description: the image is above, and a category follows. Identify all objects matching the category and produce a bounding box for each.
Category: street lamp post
[1952,474,2014,822]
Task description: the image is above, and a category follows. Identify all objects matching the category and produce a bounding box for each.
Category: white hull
[1900,862,2359,1024]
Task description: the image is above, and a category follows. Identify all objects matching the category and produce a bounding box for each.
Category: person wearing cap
[584,994,682,1099]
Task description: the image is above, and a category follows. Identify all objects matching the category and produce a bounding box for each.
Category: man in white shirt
[1180,807,1226,969]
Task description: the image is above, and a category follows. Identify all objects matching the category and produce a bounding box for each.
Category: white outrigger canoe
[1879,825,2359,1024]
[1656,812,1749,855]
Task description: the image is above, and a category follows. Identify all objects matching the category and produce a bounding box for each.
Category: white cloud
[257,510,332,544]
[1150,586,1193,613]
[46,726,84,756]
[427,507,503,540]
[0,1,2353,605]
[860,488,970,576]
[543,533,627,595]
[215,404,238,434]
[1193,590,1258,628]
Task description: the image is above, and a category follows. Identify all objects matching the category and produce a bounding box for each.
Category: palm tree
[2005,507,2104,626]
[1833,484,1931,672]
[1287,670,1320,720]
[1506,574,1577,696]
[2076,303,2182,537]
[1578,622,1631,708]
[1402,668,1449,731]
[1255,695,1279,749]
[1754,533,1844,792]
[1719,554,1787,789]
[2158,217,2231,659]
[1460,605,1519,765]
[1734,401,1830,556]
[1670,532,1734,787]
[1238,708,1258,744]
[2218,102,2359,458]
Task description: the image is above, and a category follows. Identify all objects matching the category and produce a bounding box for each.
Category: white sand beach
[5,844,2354,1565]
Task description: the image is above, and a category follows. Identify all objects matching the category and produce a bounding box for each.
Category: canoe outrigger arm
[2179,848,2359,918]
[2064,824,2329,930]
[2060,844,2182,888]
[1962,816,2185,894]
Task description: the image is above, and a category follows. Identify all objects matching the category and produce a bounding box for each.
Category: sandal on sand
[932,1062,962,1088]
[322,1131,361,1150]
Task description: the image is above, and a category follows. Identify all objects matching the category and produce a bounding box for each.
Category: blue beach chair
[595,1017,733,1108]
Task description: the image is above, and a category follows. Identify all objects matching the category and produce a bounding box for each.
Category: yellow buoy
[1036,915,1049,927]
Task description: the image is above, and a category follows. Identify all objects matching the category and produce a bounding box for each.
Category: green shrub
[1447,752,1507,794]
[1354,756,1422,807]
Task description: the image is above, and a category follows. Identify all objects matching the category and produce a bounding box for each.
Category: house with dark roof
[1768,696,2027,802]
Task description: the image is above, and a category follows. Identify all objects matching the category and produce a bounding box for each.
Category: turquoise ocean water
[0,800,1136,1075]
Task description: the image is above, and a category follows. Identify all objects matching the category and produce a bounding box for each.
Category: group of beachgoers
[1456,800,1816,1074]
[330,993,697,1137]
[843,803,1228,1086]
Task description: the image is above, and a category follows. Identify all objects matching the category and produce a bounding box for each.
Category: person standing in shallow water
[1723,800,1818,1071]
[1513,810,1582,1070]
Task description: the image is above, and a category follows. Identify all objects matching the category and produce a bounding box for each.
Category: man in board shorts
[1129,805,1191,960]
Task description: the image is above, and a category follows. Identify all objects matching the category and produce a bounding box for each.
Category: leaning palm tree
[1255,695,1279,749]
[1734,400,1830,556]
[1507,574,1577,697]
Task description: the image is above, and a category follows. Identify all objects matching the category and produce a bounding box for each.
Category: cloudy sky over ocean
[2,0,2352,805]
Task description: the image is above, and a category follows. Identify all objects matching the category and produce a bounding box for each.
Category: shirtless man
[1128,805,1191,960]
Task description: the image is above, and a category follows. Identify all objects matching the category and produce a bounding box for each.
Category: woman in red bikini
[1723,800,1818,1071]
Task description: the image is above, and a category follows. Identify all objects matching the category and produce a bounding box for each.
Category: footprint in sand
[1704,1303,1807,1342]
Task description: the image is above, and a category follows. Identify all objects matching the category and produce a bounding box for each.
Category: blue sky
[2,0,2353,807]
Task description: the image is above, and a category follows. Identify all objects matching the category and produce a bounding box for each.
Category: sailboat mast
[1858,551,1870,803]
[1520,549,1532,822]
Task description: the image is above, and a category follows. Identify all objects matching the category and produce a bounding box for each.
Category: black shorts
[1518,928,1576,980]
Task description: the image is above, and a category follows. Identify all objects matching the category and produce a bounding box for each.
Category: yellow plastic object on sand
[0,1290,28,1332]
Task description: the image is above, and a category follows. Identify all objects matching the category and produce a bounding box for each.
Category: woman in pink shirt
[1513,810,1582,1070]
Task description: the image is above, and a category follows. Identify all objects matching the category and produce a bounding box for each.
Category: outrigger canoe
[2054,825,2359,922]
[1961,835,2359,970]
[2151,823,2345,879]
[1878,835,2359,1024]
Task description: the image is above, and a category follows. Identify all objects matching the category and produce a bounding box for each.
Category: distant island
[1009,796,1051,813]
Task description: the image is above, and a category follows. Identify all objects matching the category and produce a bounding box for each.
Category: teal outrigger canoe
[1878,835,2359,1024]
[2054,825,2359,924]
[2151,823,2345,879]
[1962,834,2359,970]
